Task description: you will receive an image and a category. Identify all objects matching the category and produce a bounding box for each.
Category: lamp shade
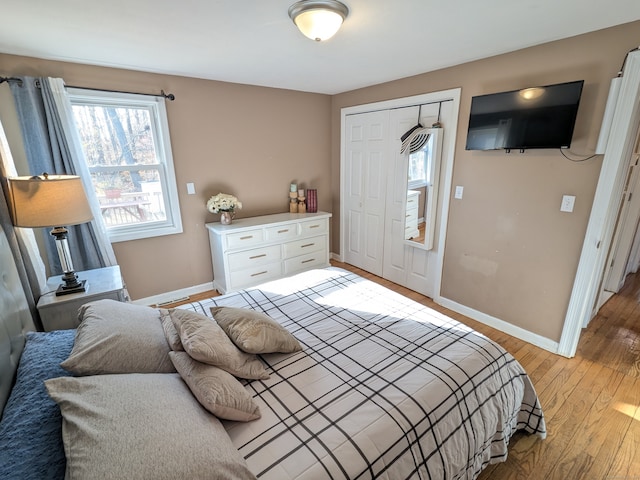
[7,174,93,228]
[288,0,349,42]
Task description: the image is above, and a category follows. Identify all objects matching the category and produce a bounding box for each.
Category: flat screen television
[465,80,584,151]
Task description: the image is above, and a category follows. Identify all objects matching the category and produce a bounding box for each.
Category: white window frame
[407,149,429,190]
[68,88,182,243]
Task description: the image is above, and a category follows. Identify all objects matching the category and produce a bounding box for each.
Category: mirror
[404,127,443,250]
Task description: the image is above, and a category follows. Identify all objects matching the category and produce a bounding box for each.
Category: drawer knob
[251,271,268,277]
[302,258,315,264]
[301,243,315,248]
[309,224,320,229]
[278,229,289,233]
[240,235,254,240]
[249,254,267,260]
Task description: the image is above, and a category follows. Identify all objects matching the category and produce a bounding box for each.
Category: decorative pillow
[45,374,256,480]
[169,352,261,422]
[169,309,269,380]
[211,306,302,354]
[61,299,175,375]
[160,309,184,351]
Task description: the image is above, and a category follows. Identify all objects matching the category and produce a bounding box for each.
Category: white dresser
[206,211,332,294]
[405,190,421,239]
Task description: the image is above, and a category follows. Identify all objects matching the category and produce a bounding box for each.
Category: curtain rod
[65,84,175,101]
[2,76,175,100]
[0,76,24,86]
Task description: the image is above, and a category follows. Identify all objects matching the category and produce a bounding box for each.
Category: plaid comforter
[180,267,546,480]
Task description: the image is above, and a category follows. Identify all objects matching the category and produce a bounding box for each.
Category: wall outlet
[186,182,196,195]
[454,185,464,199]
[561,195,575,212]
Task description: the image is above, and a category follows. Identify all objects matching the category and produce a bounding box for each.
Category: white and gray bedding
[0,267,546,479]
[179,268,546,479]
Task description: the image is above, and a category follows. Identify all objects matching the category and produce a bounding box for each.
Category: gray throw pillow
[61,299,175,375]
[170,309,269,380]
[45,373,256,480]
[170,351,261,422]
[211,306,302,354]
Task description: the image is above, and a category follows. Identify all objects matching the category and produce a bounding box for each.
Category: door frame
[340,88,461,302]
[559,50,640,357]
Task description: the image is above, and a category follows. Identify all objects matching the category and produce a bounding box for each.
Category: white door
[602,136,640,294]
[382,104,440,287]
[341,89,461,300]
[343,111,389,276]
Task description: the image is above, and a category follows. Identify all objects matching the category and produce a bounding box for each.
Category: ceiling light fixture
[288,0,349,42]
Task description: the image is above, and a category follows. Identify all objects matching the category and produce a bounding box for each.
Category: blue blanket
[0,330,74,480]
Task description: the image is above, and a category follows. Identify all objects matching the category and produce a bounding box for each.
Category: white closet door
[343,111,389,276]
[603,146,640,292]
[383,105,440,288]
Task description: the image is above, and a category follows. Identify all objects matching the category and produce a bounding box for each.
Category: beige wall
[330,21,640,342]
[2,20,638,343]
[0,54,332,300]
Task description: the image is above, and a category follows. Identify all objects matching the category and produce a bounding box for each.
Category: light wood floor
[166,261,640,480]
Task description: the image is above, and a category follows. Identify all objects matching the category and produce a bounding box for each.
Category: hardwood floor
[164,261,640,480]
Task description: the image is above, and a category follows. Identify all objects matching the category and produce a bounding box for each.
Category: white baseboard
[436,296,561,354]
[330,251,343,262]
[133,281,215,307]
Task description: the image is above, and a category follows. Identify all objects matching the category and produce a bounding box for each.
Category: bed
[0,220,546,480]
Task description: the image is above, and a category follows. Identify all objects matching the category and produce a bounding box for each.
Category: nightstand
[37,265,127,331]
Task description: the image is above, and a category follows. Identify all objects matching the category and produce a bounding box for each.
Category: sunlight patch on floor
[614,402,640,421]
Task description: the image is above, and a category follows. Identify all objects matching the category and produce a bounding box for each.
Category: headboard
[0,222,36,416]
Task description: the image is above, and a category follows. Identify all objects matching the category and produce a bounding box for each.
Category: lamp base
[55,279,87,296]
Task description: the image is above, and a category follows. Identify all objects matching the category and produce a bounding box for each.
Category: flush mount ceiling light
[288,0,349,42]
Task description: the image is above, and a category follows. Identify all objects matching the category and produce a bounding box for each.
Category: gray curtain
[0,177,42,330]
[9,76,110,274]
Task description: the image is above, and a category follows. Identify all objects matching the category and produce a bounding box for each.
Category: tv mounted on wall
[465,80,584,151]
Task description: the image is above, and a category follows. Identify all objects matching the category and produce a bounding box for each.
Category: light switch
[561,195,575,212]
[454,186,464,199]
[186,182,196,195]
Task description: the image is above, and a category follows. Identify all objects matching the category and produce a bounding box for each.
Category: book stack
[306,189,317,213]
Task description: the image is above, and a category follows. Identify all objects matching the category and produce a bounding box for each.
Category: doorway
[559,50,640,357]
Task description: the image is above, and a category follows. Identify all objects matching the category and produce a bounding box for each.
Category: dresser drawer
[229,262,282,290]
[406,197,419,211]
[284,251,327,275]
[283,235,326,259]
[226,229,264,250]
[299,218,328,236]
[227,245,281,272]
[265,224,298,242]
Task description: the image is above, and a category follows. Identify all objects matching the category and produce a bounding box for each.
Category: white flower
[206,193,242,213]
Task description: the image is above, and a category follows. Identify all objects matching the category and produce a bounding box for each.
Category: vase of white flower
[220,211,233,225]
[207,193,242,225]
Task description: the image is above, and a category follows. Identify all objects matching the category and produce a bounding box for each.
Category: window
[407,142,431,190]
[68,89,182,242]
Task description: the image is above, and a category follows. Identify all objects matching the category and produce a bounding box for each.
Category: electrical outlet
[454,186,464,199]
[561,195,575,212]
[186,182,196,195]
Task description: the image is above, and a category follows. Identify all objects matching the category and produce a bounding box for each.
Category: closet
[340,89,460,298]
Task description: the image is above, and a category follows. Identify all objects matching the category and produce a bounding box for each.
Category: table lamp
[7,173,94,296]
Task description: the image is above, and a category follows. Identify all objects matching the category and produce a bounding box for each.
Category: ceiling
[1,0,639,95]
